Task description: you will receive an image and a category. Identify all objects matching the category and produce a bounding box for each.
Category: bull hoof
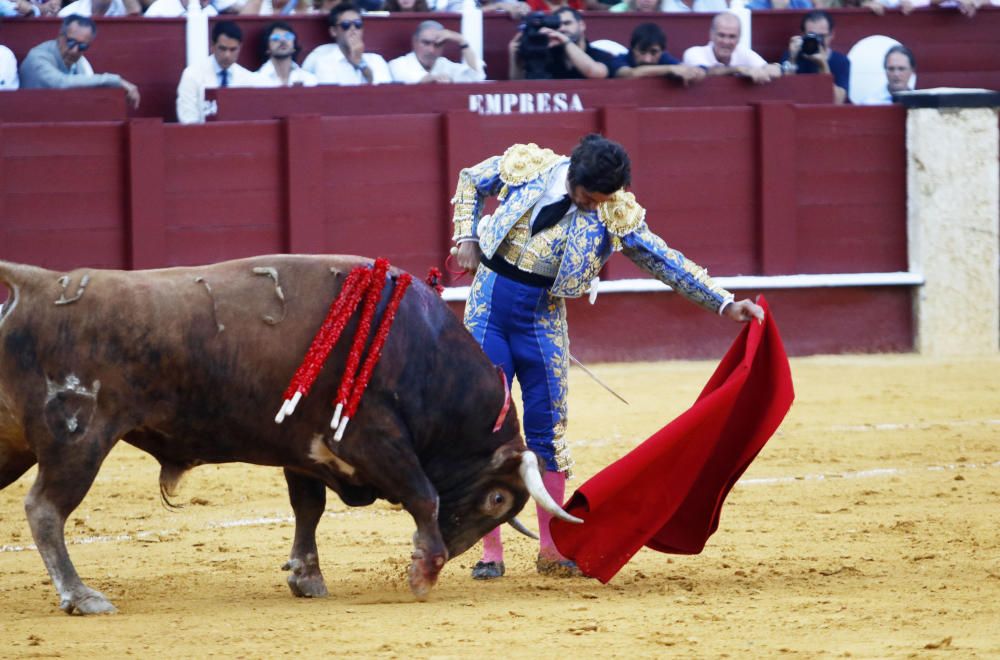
[407,553,444,601]
[60,588,118,615]
[282,558,329,598]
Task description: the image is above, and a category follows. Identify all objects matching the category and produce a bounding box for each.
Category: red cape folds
[551,296,794,583]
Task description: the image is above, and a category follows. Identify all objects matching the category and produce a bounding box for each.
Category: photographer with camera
[780,10,850,104]
[508,7,614,80]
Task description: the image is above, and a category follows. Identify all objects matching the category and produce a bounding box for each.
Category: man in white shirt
[682,12,780,84]
[388,21,484,84]
[0,45,18,90]
[254,21,318,87]
[176,21,256,124]
[145,0,218,17]
[301,2,391,86]
[859,44,915,106]
[58,0,140,16]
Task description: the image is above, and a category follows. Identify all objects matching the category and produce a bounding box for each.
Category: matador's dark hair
[567,134,631,195]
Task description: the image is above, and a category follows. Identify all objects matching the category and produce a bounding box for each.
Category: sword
[570,353,629,406]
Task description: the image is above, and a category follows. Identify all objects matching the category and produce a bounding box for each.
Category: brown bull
[0,255,578,615]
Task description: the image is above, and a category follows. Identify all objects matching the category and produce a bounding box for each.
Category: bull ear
[488,439,524,471]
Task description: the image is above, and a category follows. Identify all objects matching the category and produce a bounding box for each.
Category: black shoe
[471,560,505,580]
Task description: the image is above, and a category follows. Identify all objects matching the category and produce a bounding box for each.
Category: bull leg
[281,468,329,598]
[401,490,448,601]
[23,417,119,615]
[355,433,447,600]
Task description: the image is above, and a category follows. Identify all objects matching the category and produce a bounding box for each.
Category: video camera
[518,11,561,80]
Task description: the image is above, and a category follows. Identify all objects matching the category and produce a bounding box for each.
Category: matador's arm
[600,192,734,315]
[451,155,505,244]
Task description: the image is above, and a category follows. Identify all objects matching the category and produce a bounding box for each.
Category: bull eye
[483,489,510,516]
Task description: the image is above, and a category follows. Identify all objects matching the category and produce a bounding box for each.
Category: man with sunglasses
[18,14,141,110]
[388,20,484,84]
[254,21,318,87]
[176,21,255,123]
[302,2,391,85]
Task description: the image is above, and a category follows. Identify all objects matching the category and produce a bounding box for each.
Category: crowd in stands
[0,0,990,115]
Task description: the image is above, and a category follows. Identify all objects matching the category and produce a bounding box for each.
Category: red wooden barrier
[208,75,832,121]
[0,88,126,122]
[0,103,911,357]
[0,103,906,275]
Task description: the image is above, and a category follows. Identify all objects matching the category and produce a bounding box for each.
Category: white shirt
[253,60,318,87]
[58,0,127,15]
[301,44,391,86]
[176,55,255,124]
[682,43,767,69]
[0,45,18,91]
[144,0,218,17]
[388,51,484,84]
[530,160,576,228]
[660,0,727,11]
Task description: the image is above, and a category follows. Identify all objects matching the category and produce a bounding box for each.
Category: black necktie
[219,69,229,87]
[532,194,572,235]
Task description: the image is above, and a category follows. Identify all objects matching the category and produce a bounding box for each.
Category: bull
[0,255,579,615]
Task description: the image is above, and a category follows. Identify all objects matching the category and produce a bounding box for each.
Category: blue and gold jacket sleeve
[600,192,734,315]
[451,155,504,243]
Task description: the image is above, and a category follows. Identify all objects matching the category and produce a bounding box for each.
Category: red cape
[551,296,794,583]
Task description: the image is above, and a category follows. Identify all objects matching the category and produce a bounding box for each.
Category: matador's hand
[455,241,482,273]
[724,299,764,323]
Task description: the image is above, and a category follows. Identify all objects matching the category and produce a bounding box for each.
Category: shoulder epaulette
[498,143,562,186]
[598,191,645,236]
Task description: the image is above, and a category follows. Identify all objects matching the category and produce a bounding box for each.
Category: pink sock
[481,526,503,563]
[537,470,567,560]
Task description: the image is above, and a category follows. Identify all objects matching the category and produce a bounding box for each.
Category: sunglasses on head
[269,32,295,42]
[64,37,90,52]
[338,18,363,31]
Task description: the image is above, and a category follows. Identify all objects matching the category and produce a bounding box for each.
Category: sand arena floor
[1,353,998,658]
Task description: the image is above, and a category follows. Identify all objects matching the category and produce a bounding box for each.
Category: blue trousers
[464,264,572,474]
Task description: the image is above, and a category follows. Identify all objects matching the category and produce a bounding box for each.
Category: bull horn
[507,517,539,540]
[518,451,584,524]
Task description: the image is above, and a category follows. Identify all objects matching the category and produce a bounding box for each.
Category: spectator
[58,0,141,16]
[19,15,141,109]
[859,44,915,105]
[389,20,485,84]
[1,0,39,16]
[383,0,429,10]
[780,9,850,104]
[609,0,663,12]
[239,0,312,15]
[302,3,392,85]
[145,0,219,16]
[747,0,812,8]
[660,0,728,12]
[176,21,255,123]
[610,22,705,85]
[509,7,614,80]
[1,45,18,90]
[32,0,64,15]
[254,21,318,86]
[683,12,781,83]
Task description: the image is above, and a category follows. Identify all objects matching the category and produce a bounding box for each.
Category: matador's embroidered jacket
[451,143,734,313]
